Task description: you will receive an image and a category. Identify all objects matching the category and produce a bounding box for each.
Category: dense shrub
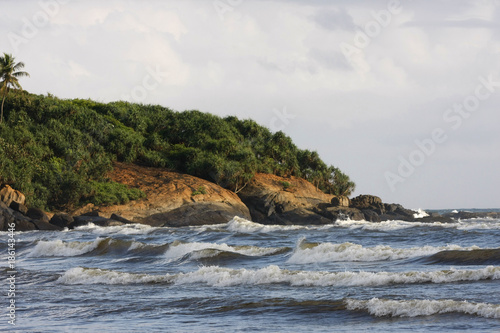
[0,90,355,209]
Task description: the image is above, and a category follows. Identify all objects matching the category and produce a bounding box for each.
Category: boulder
[0,184,26,207]
[31,219,63,231]
[316,206,365,221]
[96,162,251,224]
[351,195,385,214]
[50,213,74,228]
[380,203,416,221]
[238,173,333,224]
[27,208,50,223]
[331,196,350,207]
[9,201,28,215]
[147,202,251,227]
[362,209,381,222]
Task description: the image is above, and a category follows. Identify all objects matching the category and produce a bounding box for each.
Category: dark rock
[316,206,365,221]
[81,210,101,217]
[416,215,454,223]
[32,219,63,231]
[362,209,381,222]
[146,202,250,227]
[351,195,385,214]
[262,208,332,225]
[27,207,50,223]
[9,201,28,215]
[110,213,135,224]
[331,196,350,207]
[50,213,74,228]
[380,203,416,221]
[11,211,37,231]
[70,215,110,228]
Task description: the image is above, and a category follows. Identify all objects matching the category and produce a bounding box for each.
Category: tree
[331,166,356,197]
[0,53,30,124]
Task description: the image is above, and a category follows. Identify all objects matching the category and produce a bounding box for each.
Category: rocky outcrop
[0,184,25,207]
[92,162,251,226]
[0,200,63,232]
[237,173,334,225]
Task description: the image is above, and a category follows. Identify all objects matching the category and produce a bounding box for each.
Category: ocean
[2,211,500,332]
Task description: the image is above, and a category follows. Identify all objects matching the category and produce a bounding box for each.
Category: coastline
[2,163,499,232]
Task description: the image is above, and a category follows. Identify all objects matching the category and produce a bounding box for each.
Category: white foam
[74,223,155,235]
[27,238,105,257]
[287,241,479,264]
[346,298,500,318]
[226,216,307,233]
[333,219,500,231]
[165,240,285,261]
[58,265,500,287]
[413,208,429,218]
[57,267,172,285]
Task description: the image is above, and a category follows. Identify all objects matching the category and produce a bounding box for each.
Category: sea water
[2,211,500,332]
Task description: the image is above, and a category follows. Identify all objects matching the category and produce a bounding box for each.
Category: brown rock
[96,162,251,225]
[238,173,334,224]
[0,184,26,207]
[351,195,385,214]
[331,196,350,207]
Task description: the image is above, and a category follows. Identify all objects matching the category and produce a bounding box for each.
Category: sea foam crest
[28,238,106,257]
[58,265,500,286]
[346,298,500,318]
[287,240,479,264]
[74,223,155,235]
[334,219,500,231]
[58,267,172,285]
[413,208,429,218]
[226,216,307,233]
[165,240,285,261]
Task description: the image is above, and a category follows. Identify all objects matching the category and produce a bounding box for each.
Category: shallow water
[2,213,500,332]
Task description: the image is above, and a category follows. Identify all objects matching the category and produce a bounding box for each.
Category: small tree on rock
[0,53,30,124]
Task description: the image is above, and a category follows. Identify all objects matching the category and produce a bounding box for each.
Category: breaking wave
[287,239,479,264]
[346,298,500,318]
[58,265,500,287]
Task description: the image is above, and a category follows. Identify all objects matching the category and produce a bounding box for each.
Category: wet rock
[50,213,74,228]
[9,201,28,215]
[351,195,385,215]
[27,207,50,223]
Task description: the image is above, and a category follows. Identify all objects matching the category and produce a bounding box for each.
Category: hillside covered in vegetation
[0,91,355,210]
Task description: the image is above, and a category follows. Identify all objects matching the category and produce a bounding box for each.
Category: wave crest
[346,298,500,318]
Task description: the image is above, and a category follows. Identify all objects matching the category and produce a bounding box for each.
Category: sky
[1,0,499,209]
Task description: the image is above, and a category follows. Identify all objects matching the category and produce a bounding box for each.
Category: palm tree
[0,53,30,124]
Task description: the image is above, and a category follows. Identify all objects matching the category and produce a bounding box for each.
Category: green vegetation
[192,186,207,196]
[0,89,355,210]
[279,181,292,190]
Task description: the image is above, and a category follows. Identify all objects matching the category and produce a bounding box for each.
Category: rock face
[331,196,350,207]
[0,199,62,232]
[95,162,251,226]
[0,184,25,207]
[237,173,334,225]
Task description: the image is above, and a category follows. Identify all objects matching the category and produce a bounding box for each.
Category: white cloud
[1,0,499,208]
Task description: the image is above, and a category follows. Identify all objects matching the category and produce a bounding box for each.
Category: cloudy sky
[1,0,499,209]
